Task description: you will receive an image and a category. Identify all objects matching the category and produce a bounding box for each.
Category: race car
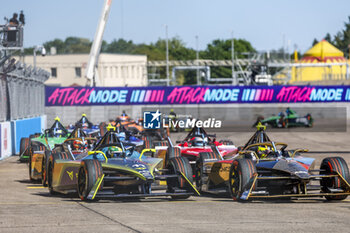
[67,114,101,137]
[253,107,313,128]
[109,111,144,135]
[30,125,96,184]
[114,123,144,149]
[195,123,350,201]
[46,126,198,201]
[162,126,237,167]
[20,117,69,163]
[142,127,169,149]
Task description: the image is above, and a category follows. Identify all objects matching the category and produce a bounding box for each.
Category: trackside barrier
[0,116,47,158]
[0,122,12,160]
[12,117,43,154]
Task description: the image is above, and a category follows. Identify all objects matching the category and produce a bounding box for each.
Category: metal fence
[0,57,50,121]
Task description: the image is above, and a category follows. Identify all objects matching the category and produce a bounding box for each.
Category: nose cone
[273,159,310,179]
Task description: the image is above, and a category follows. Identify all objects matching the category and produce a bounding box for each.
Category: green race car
[20,117,69,164]
[253,108,313,128]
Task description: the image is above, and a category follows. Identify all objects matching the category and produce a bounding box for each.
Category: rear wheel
[153,140,168,147]
[166,157,193,199]
[28,145,46,181]
[20,137,30,156]
[143,135,153,149]
[41,151,51,187]
[229,159,256,201]
[47,152,67,194]
[77,159,103,201]
[47,158,57,195]
[28,150,33,181]
[306,114,313,127]
[320,157,350,201]
[99,122,107,136]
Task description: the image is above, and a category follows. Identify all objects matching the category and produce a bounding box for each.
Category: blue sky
[2,0,350,53]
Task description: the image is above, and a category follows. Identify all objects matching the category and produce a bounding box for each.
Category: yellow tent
[290,40,347,83]
[302,40,345,62]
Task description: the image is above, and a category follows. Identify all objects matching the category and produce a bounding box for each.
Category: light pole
[195,35,200,85]
[33,45,46,69]
[165,24,169,86]
[231,31,236,85]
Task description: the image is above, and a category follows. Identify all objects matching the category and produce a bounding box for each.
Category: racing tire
[229,159,257,201]
[143,135,153,149]
[278,116,288,128]
[28,144,46,181]
[166,146,181,159]
[47,152,70,194]
[77,159,103,201]
[99,122,107,136]
[41,151,51,187]
[166,157,193,199]
[306,114,313,127]
[47,152,61,195]
[219,140,234,145]
[320,157,350,201]
[29,134,40,139]
[153,141,168,147]
[195,152,221,192]
[20,137,30,157]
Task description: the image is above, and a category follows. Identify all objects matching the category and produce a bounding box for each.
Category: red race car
[155,127,237,173]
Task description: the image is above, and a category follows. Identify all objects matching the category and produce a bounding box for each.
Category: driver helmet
[117,132,126,141]
[73,140,86,150]
[192,137,208,146]
[118,116,129,122]
[82,122,89,129]
[108,146,123,158]
[257,145,270,159]
[286,107,291,115]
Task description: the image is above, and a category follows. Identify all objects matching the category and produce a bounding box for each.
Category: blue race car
[68,114,101,137]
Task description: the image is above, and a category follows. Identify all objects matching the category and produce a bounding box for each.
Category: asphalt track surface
[1,131,350,233]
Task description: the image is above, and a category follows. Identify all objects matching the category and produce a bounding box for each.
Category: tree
[315,16,350,57]
[333,17,350,56]
[324,33,332,44]
[43,38,65,54]
[64,37,91,54]
[200,38,256,78]
[103,38,136,53]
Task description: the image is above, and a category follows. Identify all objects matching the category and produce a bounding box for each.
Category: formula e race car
[20,117,69,163]
[67,114,101,137]
[142,127,170,149]
[37,127,98,186]
[253,108,313,128]
[165,127,237,167]
[46,126,198,201]
[113,123,144,149]
[195,123,350,201]
[109,111,144,135]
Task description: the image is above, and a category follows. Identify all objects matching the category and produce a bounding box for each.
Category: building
[20,53,148,86]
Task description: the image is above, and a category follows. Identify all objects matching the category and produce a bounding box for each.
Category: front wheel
[229,159,256,201]
[77,160,103,201]
[166,157,193,199]
[320,157,350,201]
